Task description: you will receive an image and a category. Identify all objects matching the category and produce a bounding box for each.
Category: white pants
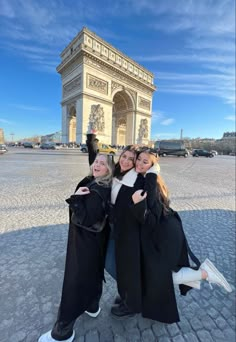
[172,267,202,289]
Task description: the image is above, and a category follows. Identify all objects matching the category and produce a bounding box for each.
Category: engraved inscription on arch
[138,96,151,110]
[63,75,81,97]
[86,74,108,94]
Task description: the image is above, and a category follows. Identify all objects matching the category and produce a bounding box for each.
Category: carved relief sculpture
[138,119,149,139]
[63,75,81,97]
[138,96,151,110]
[88,104,105,132]
[87,74,108,94]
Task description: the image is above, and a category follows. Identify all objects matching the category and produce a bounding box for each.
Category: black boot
[111,301,135,318]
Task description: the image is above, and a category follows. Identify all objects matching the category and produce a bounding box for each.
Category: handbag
[71,187,107,233]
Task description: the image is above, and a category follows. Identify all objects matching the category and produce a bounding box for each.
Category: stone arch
[58,28,156,145]
[112,90,135,146]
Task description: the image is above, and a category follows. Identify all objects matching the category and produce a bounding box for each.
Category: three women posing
[39,138,232,342]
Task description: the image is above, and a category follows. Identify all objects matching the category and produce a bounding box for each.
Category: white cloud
[151,132,179,140]
[153,70,235,106]
[160,118,175,126]
[224,115,235,121]
[11,104,47,111]
[0,118,14,124]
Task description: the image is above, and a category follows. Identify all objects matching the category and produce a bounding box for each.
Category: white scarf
[111,168,138,204]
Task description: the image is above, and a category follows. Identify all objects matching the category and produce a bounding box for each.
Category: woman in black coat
[112,148,232,323]
[39,154,114,342]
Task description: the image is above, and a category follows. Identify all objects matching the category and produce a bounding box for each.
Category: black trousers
[51,286,102,340]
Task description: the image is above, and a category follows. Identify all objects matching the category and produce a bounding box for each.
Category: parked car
[80,144,88,153]
[192,149,214,157]
[0,144,8,154]
[23,142,35,148]
[210,150,218,156]
[154,140,189,157]
[40,143,58,150]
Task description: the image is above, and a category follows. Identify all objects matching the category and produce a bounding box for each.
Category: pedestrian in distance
[38,153,114,342]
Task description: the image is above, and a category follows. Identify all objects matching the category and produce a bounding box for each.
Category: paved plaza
[0,148,235,342]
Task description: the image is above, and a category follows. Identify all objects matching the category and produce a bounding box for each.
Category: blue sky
[0,0,235,142]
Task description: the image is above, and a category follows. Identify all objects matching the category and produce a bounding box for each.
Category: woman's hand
[132,190,147,204]
[75,187,90,195]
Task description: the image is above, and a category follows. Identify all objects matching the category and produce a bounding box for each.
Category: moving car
[97,143,117,155]
[192,149,214,157]
[80,143,117,155]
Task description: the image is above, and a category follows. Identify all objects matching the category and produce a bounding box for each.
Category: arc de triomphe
[57,27,156,145]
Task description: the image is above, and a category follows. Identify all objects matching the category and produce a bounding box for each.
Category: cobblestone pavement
[0,148,235,342]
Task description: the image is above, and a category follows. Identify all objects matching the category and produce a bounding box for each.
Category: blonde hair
[89,153,114,186]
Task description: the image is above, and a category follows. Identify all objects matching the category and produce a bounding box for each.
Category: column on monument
[111,115,116,145]
[61,105,68,143]
[76,98,83,143]
[126,111,135,145]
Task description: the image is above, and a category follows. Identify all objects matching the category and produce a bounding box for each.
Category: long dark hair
[114,145,137,180]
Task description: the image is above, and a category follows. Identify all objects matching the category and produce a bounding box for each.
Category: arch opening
[112,90,134,146]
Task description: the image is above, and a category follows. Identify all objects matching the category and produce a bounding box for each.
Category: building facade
[57,27,156,145]
[0,128,4,144]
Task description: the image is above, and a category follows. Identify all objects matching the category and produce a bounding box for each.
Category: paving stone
[223,328,236,341]
[85,329,100,342]
[183,332,199,342]
[99,328,114,342]
[207,307,219,319]
[210,328,225,341]
[126,327,141,341]
[137,316,152,331]
[77,337,85,342]
[158,337,172,342]
[177,318,192,334]
[166,323,180,337]
[152,323,168,337]
[190,317,203,331]
[8,331,27,342]
[141,328,155,342]
[215,316,228,330]
[200,314,217,330]
[114,335,127,342]
[197,330,214,342]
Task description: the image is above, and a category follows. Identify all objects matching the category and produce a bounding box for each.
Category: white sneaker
[201,258,232,293]
[85,307,101,317]
[38,330,75,342]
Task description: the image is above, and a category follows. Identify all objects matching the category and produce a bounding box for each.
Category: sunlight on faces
[119,150,135,172]
[135,152,153,175]
[92,155,109,178]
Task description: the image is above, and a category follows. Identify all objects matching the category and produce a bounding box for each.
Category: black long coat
[58,176,111,323]
[114,173,198,323]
